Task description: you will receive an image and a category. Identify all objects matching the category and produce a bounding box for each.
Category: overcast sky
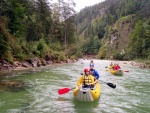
[74,0,105,12]
[51,0,105,12]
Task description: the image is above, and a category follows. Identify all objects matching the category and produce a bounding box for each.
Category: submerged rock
[0,80,26,91]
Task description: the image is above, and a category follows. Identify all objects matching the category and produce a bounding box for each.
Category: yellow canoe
[73,82,101,102]
[107,65,113,69]
[110,69,124,75]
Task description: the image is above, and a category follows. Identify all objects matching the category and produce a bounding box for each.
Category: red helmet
[84,68,90,72]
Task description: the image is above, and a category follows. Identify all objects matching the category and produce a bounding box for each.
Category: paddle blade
[58,88,71,95]
[107,83,116,89]
[124,70,129,72]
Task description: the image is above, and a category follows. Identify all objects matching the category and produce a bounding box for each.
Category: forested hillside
[0,0,80,67]
[75,0,150,61]
[0,0,150,68]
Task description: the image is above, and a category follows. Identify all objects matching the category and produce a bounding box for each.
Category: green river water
[0,59,150,113]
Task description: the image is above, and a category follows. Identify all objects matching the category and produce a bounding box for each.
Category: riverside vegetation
[0,0,150,73]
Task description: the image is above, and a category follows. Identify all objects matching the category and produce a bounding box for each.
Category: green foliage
[37,38,51,58]
[113,51,124,60]
[0,15,23,62]
[70,55,77,60]
[97,46,106,59]
[53,51,66,63]
[147,48,150,60]
[2,50,14,64]
[135,58,150,65]
[49,42,63,51]
[82,35,101,55]
[0,0,78,63]
[93,37,101,54]
[34,0,52,40]
[74,48,82,58]
[12,44,23,58]
[14,53,26,61]
[75,0,150,59]
[128,20,146,58]
[6,0,25,36]
[1,0,150,62]
[0,34,9,57]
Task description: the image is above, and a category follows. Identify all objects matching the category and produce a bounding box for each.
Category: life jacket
[112,64,115,68]
[82,75,93,85]
[113,65,121,70]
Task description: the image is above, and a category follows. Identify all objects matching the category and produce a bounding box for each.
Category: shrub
[37,39,51,58]
[2,50,14,64]
[0,35,9,57]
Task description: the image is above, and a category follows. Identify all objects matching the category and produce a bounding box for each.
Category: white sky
[74,0,105,12]
[51,0,105,12]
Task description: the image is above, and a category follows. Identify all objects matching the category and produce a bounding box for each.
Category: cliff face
[109,15,134,51]
[98,15,136,59]
[76,0,150,60]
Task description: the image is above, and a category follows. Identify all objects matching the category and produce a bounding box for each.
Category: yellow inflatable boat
[73,82,101,102]
[107,65,113,69]
[110,69,124,75]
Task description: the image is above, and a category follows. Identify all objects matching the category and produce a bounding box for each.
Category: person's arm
[94,70,100,79]
[77,76,83,86]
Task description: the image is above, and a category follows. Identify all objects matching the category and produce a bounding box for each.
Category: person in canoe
[106,62,114,69]
[110,62,113,66]
[113,64,121,70]
[77,68,95,88]
[90,60,94,65]
[89,63,100,80]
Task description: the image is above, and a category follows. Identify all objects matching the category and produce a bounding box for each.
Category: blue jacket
[90,69,100,79]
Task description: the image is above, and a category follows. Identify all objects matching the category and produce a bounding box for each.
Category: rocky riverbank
[1,57,149,75]
[0,57,78,89]
[83,55,150,68]
[0,57,78,75]
[111,60,150,68]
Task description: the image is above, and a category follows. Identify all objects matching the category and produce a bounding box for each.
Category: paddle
[80,73,116,88]
[99,80,116,89]
[58,87,75,95]
[58,81,97,95]
[124,70,129,72]
[58,80,116,95]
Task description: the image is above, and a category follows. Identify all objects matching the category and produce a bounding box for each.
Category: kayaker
[113,64,121,70]
[110,62,113,66]
[106,62,113,69]
[89,64,100,80]
[111,62,116,68]
[90,60,94,65]
[77,68,95,88]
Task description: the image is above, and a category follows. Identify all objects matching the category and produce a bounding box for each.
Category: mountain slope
[75,0,150,60]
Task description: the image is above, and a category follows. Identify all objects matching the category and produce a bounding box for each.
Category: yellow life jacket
[82,75,93,85]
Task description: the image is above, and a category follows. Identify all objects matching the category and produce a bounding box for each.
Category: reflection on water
[73,98,99,113]
[57,97,72,102]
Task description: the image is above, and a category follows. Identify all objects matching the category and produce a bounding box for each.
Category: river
[0,59,150,113]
